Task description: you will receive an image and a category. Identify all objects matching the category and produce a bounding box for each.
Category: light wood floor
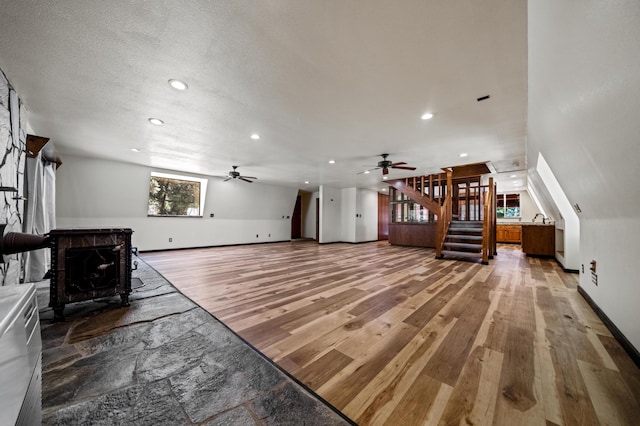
[141,241,640,426]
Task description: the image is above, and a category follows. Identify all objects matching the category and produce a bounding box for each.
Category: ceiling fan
[360,153,417,175]
[223,166,257,183]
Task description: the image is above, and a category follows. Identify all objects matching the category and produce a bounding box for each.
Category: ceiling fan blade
[357,167,380,175]
[383,167,389,175]
[239,177,254,183]
[241,176,257,180]
[391,165,416,170]
[223,177,232,181]
[391,162,407,166]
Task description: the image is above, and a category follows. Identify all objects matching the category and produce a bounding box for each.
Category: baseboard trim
[577,285,640,368]
[140,239,293,253]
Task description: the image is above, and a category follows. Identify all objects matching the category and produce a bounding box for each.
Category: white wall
[495,189,538,224]
[302,191,318,239]
[319,186,342,243]
[356,188,378,242]
[528,0,640,350]
[318,186,379,243]
[341,188,357,242]
[56,155,298,251]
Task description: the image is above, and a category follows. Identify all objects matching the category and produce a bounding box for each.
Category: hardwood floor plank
[423,271,498,387]
[533,289,564,425]
[318,323,420,410]
[347,316,457,424]
[295,349,354,389]
[578,359,639,426]
[140,241,640,425]
[597,334,640,406]
[384,373,445,425]
[535,287,600,425]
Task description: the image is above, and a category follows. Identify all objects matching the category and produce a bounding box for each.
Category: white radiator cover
[0,283,42,425]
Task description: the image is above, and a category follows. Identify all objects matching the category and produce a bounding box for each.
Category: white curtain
[23,153,56,282]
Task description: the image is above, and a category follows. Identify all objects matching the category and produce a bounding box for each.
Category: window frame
[496,193,521,218]
[147,172,208,218]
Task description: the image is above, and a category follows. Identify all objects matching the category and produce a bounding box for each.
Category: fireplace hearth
[48,228,133,321]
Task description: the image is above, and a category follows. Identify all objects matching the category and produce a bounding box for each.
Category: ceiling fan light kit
[359,153,417,176]
[223,166,257,183]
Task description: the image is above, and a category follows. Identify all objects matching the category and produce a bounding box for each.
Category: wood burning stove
[48,228,133,321]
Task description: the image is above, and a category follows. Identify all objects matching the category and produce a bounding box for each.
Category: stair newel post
[436,169,453,258]
[482,189,488,264]
[493,181,498,256]
[481,176,494,264]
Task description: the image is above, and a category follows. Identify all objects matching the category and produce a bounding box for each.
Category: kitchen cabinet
[496,224,521,243]
[521,224,555,257]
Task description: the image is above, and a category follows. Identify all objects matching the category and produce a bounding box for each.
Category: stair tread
[449,227,483,233]
[441,250,483,258]
[443,242,483,250]
[446,235,483,241]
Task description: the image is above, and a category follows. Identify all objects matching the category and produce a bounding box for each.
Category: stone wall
[0,68,27,285]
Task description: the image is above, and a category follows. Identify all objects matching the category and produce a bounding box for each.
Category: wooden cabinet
[521,225,555,257]
[496,224,521,243]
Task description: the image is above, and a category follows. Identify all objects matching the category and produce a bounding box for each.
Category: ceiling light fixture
[459,152,468,157]
[131,148,141,153]
[510,174,517,178]
[328,160,336,164]
[382,176,388,180]
[304,181,309,184]
[364,170,370,174]
[251,134,260,140]
[421,112,434,120]
[168,79,188,90]
[148,118,164,126]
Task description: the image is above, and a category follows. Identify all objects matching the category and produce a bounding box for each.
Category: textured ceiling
[0,0,528,192]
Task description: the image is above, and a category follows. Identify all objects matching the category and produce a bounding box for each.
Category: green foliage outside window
[148,176,201,216]
[496,193,521,218]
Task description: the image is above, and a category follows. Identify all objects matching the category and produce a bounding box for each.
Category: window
[148,172,208,217]
[496,193,520,218]
[390,188,435,223]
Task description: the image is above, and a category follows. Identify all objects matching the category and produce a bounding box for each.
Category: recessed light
[131,148,141,153]
[168,79,188,90]
[510,175,517,178]
[421,112,434,120]
[251,134,260,140]
[364,170,370,174]
[382,176,388,180]
[459,152,468,157]
[304,181,309,184]
[328,160,336,164]
[149,118,164,126]
[382,188,387,191]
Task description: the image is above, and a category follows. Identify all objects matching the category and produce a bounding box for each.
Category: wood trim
[577,285,640,368]
[26,134,49,157]
[388,223,436,247]
[377,193,389,240]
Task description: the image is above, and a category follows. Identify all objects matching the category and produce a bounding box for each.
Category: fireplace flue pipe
[0,224,51,258]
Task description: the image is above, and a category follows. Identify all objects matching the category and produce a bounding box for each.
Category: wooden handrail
[435,170,453,258]
[481,177,495,264]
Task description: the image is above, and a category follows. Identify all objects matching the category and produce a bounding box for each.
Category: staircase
[440,220,487,264]
[386,165,496,264]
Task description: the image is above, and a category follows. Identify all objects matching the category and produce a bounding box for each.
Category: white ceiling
[0,0,528,193]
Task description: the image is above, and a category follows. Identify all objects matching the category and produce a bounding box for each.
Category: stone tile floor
[37,258,353,425]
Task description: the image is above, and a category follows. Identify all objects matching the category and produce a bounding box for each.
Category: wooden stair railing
[436,189,452,258]
[388,170,454,257]
[388,179,441,214]
[481,177,495,264]
[387,171,496,264]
